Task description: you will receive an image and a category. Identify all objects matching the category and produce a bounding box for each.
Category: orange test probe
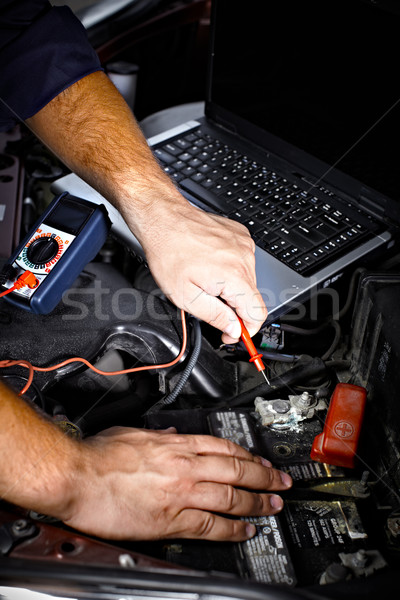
[237,316,270,384]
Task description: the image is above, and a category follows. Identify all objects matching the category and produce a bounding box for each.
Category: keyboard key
[189,146,201,156]
[184,133,198,142]
[191,173,205,183]
[321,214,346,230]
[172,160,185,170]
[291,258,308,271]
[182,166,195,176]
[178,152,192,161]
[241,205,259,217]
[164,143,181,155]
[278,226,313,251]
[244,220,263,234]
[189,158,202,168]
[176,138,191,149]
[154,131,375,276]
[171,172,184,182]
[154,148,175,164]
[314,222,335,237]
[257,229,279,246]
[201,179,214,189]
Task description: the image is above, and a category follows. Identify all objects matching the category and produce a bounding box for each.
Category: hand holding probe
[237,315,270,384]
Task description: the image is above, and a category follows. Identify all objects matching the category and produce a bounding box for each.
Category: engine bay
[1,130,400,599]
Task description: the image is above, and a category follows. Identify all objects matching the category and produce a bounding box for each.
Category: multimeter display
[2,192,111,314]
[45,198,94,235]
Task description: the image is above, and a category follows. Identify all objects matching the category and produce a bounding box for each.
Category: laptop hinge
[213,114,237,135]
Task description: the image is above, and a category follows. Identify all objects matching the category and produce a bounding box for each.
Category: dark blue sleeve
[0,1,103,131]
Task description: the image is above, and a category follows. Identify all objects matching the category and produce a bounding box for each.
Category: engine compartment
[1,131,400,599]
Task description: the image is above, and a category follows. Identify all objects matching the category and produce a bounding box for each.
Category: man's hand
[131,201,267,343]
[27,71,268,342]
[0,386,291,542]
[65,426,292,541]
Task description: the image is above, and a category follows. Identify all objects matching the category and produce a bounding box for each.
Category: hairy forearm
[0,382,81,519]
[26,71,187,242]
[26,70,268,339]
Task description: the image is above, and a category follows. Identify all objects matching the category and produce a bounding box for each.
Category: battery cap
[310,383,366,468]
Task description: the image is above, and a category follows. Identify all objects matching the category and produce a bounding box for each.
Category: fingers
[187,453,291,492]
[143,202,268,340]
[71,427,293,542]
[165,509,258,542]
[182,267,268,342]
[184,286,243,340]
[188,481,285,516]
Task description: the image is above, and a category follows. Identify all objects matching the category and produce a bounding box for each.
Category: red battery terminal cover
[310,382,367,469]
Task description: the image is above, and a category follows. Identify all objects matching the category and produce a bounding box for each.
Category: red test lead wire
[0,309,187,396]
[0,271,38,298]
[237,316,270,385]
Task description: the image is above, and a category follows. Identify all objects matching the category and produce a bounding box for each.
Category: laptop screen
[208,0,400,205]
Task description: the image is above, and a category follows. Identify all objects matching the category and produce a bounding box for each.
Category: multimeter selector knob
[26,237,59,265]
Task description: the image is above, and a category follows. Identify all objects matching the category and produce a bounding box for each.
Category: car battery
[146,406,378,586]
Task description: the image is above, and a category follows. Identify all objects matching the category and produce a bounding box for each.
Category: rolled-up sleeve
[0,0,102,131]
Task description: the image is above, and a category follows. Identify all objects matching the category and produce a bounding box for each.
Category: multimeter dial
[2,193,111,314]
[26,237,60,266]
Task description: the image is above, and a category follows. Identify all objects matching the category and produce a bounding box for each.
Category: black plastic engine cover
[0,262,244,399]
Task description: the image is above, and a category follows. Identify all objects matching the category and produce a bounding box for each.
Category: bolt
[12,519,29,533]
[273,400,290,413]
[119,553,136,568]
[11,518,38,539]
[353,550,368,567]
[298,392,312,407]
[320,562,348,585]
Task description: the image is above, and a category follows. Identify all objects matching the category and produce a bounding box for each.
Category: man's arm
[26,71,267,342]
[0,382,292,541]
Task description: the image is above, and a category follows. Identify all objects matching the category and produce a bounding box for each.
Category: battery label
[208,411,256,451]
[240,515,297,585]
[284,462,346,481]
[283,500,367,549]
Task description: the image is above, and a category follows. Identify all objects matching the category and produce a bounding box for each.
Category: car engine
[0,128,400,600]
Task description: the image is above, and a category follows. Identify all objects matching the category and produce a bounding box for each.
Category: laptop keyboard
[154,129,379,276]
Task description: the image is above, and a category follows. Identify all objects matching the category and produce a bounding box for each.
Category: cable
[279,321,332,336]
[277,318,342,362]
[334,266,367,320]
[0,270,38,297]
[320,319,342,361]
[0,309,187,396]
[145,317,202,414]
[0,374,45,409]
[260,350,299,363]
[218,355,328,409]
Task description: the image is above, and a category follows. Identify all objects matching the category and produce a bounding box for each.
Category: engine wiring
[145,317,202,415]
[0,307,188,397]
[0,263,362,401]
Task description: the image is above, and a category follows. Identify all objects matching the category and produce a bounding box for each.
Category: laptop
[53,0,400,322]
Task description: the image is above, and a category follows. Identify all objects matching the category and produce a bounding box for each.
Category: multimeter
[1,192,111,314]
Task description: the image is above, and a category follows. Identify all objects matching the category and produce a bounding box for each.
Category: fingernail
[260,457,273,468]
[270,494,283,511]
[280,471,292,487]
[224,321,241,339]
[246,524,256,538]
